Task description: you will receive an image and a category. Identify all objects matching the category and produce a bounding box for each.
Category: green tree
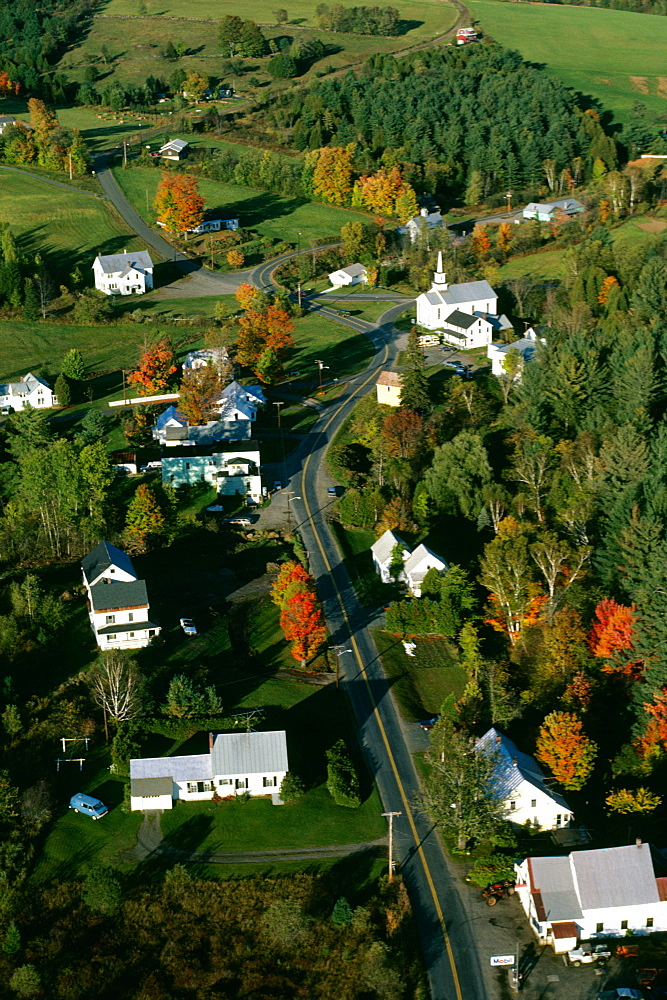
[268,54,298,78]
[9,965,40,998]
[163,674,207,718]
[331,896,353,926]
[326,739,360,808]
[2,920,20,955]
[61,348,85,381]
[423,717,504,850]
[400,328,430,413]
[425,431,492,519]
[79,441,114,527]
[83,865,122,915]
[54,373,71,407]
[22,278,39,321]
[124,483,167,551]
[262,898,311,949]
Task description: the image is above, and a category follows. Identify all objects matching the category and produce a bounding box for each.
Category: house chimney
[420,206,429,217]
[495,734,502,744]
[636,837,643,847]
[208,732,214,749]
[512,756,518,765]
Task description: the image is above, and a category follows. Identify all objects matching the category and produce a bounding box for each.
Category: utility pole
[123,140,128,167]
[286,492,301,534]
[315,359,329,390]
[68,151,73,181]
[332,646,352,690]
[297,281,302,309]
[506,190,512,216]
[122,368,127,404]
[382,811,402,882]
[273,400,284,430]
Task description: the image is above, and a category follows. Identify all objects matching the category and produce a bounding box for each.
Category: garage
[130,775,173,811]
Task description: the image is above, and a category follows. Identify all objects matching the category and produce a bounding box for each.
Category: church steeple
[432,251,448,290]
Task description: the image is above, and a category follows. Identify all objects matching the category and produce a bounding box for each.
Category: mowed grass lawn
[0,169,150,278]
[472,0,667,125]
[113,166,372,244]
[373,629,467,720]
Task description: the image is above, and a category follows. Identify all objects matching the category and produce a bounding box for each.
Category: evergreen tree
[54,374,70,407]
[400,328,430,413]
[22,278,39,321]
[61,348,85,381]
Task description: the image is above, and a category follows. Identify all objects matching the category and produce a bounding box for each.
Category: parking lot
[422,342,491,376]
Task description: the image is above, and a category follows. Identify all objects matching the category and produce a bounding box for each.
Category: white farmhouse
[93,250,154,296]
[399,207,445,244]
[328,263,367,288]
[416,253,508,349]
[487,327,545,379]
[81,541,160,649]
[522,198,585,223]
[475,727,573,832]
[371,530,448,596]
[516,843,667,954]
[183,347,230,373]
[161,439,262,501]
[0,372,58,412]
[130,730,289,810]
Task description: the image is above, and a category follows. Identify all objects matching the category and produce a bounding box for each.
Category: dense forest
[272,45,618,205]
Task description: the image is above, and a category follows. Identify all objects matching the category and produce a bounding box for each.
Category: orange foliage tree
[178,366,222,425]
[154,173,204,233]
[0,71,18,96]
[280,590,327,666]
[643,688,667,748]
[235,282,259,311]
[587,598,638,675]
[271,560,312,607]
[127,338,178,395]
[355,166,418,219]
[597,275,619,305]
[381,408,423,459]
[535,711,598,790]
[310,144,355,205]
[471,225,491,258]
[236,305,294,379]
[496,222,512,254]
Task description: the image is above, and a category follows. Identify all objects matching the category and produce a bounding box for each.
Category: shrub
[279,771,305,801]
[268,54,298,78]
[9,966,40,998]
[326,739,361,808]
[466,854,516,888]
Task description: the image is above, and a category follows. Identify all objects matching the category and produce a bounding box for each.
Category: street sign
[490,955,515,967]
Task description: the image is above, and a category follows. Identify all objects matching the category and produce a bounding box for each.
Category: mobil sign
[490,955,515,967]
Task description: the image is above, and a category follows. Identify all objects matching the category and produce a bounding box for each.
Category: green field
[498,247,566,281]
[61,0,457,90]
[112,165,372,243]
[472,0,667,125]
[373,630,467,719]
[0,169,150,277]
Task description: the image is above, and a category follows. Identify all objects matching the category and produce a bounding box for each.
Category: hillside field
[471,0,667,126]
[57,0,458,90]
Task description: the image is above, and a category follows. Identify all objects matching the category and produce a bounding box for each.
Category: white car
[568,943,611,966]
[179,617,197,636]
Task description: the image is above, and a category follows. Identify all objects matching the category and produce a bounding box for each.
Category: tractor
[481,880,516,905]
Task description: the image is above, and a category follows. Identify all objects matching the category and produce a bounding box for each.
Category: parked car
[598,991,643,1000]
[419,716,439,730]
[568,943,611,966]
[0,405,12,415]
[327,486,338,497]
[442,359,459,369]
[69,793,108,820]
[225,516,252,526]
[179,617,197,637]
[273,481,282,491]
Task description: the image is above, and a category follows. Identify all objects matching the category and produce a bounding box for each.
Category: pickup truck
[568,943,612,966]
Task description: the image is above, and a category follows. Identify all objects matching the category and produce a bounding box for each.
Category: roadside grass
[0,170,149,281]
[319,301,402,325]
[111,165,374,242]
[472,0,667,126]
[289,310,375,379]
[372,629,467,720]
[329,522,396,607]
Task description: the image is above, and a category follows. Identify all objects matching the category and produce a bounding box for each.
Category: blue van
[69,793,109,820]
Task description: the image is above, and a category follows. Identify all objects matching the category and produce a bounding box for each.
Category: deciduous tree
[280,589,326,666]
[154,172,204,234]
[310,144,355,205]
[535,711,597,790]
[127,337,177,395]
[91,653,144,724]
[605,787,661,814]
[178,366,222,425]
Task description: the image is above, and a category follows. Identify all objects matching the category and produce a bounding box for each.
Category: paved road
[270,304,486,1000]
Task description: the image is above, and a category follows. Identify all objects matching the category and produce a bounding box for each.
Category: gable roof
[155,405,188,431]
[95,251,153,275]
[496,338,541,362]
[131,753,212,782]
[210,730,288,776]
[376,371,403,388]
[371,529,408,566]
[406,211,443,230]
[404,543,448,577]
[82,541,136,586]
[475,727,570,810]
[0,372,53,398]
[159,138,188,154]
[571,844,659,910]
[525,198,585,214]
[90,579,148,612]
[527,855,582,922]
[445,309,478,330]
[338,262,366,278]
[131,775,173,797]
[442,279,496,307]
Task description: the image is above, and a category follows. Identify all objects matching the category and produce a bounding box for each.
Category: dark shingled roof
[82,541,136,585]
[96,619,158,635]
[445,309,477,330]
[90,579,148,612]
[131,776,173,797]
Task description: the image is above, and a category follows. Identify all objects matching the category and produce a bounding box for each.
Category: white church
[415,253,511,350]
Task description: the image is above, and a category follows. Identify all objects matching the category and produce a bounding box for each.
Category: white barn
[81,541,160,649]
[516,843,667,954]
[475,727,573,832]
[93,250,153,296]
[130,730,289,810]
[328,263,367,288]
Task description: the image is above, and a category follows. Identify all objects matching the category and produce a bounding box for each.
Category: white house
[371,531,448,596]
[81,541,160,649]
[399,207,445,244]
[159,138,189,161]
[488,327,545,379]
[0,372,58,412]
[328,263,367,288]
[157,216,240,235]
[522,198,585,222]
[516,843,667,954]
[183,346,230,374]
[161,439,262,501]
[403,544,448,597]
[130,730,289,810]
[376,371,403,407]
[475,727,573,832]
[153,381,265,447]
[93,250,153,296]
[416,253,503,348]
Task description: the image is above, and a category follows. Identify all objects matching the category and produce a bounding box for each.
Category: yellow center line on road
[299,346,465,1000]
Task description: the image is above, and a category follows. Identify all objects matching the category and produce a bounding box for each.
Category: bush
[268,54,298,78]
[326,739,361,808]
[83,865,122,915]
[279,771,305,801]
[466,854,516,888]
[72,291,113,324]
[9,966,40,998]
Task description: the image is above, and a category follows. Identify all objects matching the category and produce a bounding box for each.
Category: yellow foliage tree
[605,787,661,814]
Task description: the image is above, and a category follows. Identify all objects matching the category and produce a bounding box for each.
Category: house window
[596,923,604,933]
[263,777,277,788]
[106,614,116,625]
[531,799,537,808]
[235,778,248,789]
[509,801,516,811]
[556,814,562,826]
[128,613,134,622]
[185,463,190,470]
[218,778,232,786]
[621,920,628,930]
[129,632,135,638]
[148,630,155,637]
[647,917,654,928]
[187,782,197,794]
[106,634,116,641]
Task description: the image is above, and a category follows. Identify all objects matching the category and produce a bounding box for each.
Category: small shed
[328,262,367,288]
[159,138,189,161]
[376,370,402,407]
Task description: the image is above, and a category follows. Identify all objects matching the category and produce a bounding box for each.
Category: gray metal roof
[131,776,173,797]
[82,541,136,585]
[160,138,188,154]
[90,579,148,611]
[371,529,407,567]
[529,855,582,921]
[442,280,496,307]
[210,730,288,776]
[475,728,571,810]
[131,753,212,782]
[572,844,659,910]
[95,251,153,275]
[339,262,366,277]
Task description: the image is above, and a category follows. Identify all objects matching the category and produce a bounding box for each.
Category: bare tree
[91,653,144,730]
[507,275,533,317]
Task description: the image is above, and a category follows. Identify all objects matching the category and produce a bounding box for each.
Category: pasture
[472,0,667,126]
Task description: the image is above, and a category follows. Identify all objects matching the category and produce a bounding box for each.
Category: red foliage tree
[535,711,597,791]
[236,306,294,379]
[127,338,178,395]
[280,590,326,666]
[587,598,639,676]
[381,408,423,459]
[271,560,312,608]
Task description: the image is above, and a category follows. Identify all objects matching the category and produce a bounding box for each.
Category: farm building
[159,138,189,161]
[522,198,585,222]
[376,371,403,407]
[328,263,367,288]
[93,250,153,296]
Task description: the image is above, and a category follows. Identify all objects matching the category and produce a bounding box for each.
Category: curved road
[274,304,486,1000]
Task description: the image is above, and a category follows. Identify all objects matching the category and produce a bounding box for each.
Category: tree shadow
[394,18,424,34]
[161,813,214,854]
